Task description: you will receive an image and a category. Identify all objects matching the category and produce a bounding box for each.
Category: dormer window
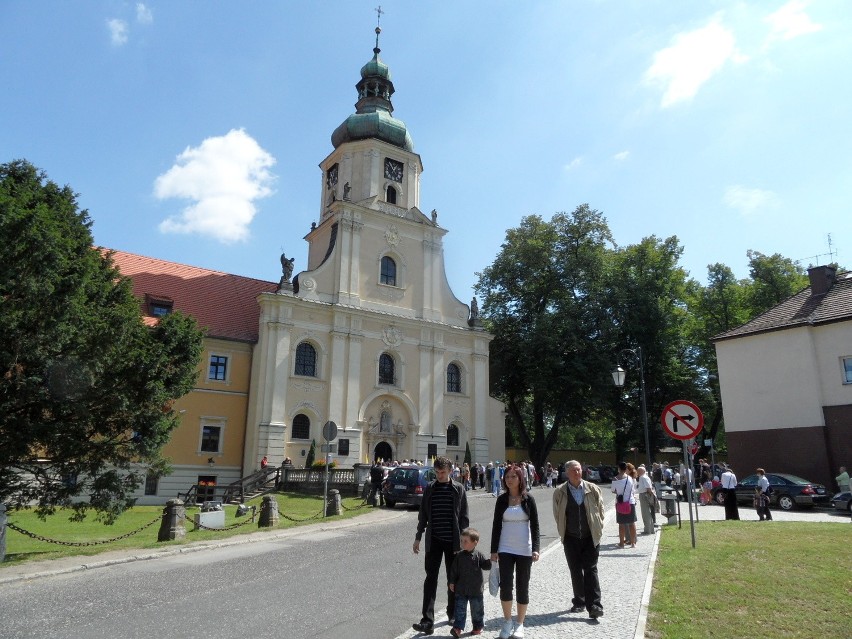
[146,295,173,317]
[386,185,397,204]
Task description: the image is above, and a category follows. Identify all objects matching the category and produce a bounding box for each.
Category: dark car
[382,465,436,508]
[831,491,851,514]
[712,473,829,510]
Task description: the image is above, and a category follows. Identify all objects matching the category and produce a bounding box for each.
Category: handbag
[488,561,500,597]
[615,478,632,515]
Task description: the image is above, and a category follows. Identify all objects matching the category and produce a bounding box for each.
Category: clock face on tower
[326,163,339,189]
[384,158,403,183]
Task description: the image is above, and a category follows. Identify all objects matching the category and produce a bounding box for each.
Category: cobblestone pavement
[394,496,847,639]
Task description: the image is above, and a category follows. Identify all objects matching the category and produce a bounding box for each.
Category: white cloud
[563,157,583,171]
[106,19,128,46]
[136,3,153,25]
[155,129,276,243]
[723,185,781,216]
[613,151,630,162]
[645,16,746,108]
[765,0,822,41]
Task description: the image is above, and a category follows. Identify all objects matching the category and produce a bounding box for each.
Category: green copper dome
[331,30,414,152]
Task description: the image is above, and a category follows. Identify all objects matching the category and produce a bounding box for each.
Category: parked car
[583,466,601,482]
[831,491,851,514]
[382,465,436,508]
[712,473,829,510]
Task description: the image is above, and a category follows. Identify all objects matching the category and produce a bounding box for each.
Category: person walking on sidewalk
[636,465,656,534]
[755,468,773,521]
[720,466,740,520]
[490,464,541,639]
[612,462,638,547]
[412,456,470,636]
[552,460,605,620]
[448,527,491,637]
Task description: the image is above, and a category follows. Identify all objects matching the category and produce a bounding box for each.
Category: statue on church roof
[431,209,438,225]
[280,252,295,283]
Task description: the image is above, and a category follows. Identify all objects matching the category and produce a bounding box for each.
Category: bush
[311,459,338,469]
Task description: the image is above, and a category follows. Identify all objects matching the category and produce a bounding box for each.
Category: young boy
[448,527,492,637]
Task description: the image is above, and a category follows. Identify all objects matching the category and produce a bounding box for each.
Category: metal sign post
[661,400,704,549]
[321,421,338,517]
[683,441,697,548]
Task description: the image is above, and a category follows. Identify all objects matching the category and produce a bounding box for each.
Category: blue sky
[2,1,849,302]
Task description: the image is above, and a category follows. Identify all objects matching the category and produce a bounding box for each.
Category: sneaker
[569,604,585,613]
[412,622,434,635]
[450,628,462,639]
[499,619,513,639]
[589,605,604,619]
[512,622,525,638]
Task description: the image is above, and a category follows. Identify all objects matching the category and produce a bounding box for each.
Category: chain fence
[182,512,258,532]
[5,516,161,547]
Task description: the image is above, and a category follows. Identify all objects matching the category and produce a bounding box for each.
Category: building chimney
[807,265,837,296]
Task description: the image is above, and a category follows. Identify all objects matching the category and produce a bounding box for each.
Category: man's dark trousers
[420,536,456,626]
[562,535,602,611]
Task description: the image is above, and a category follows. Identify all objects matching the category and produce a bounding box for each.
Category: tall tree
[476,205,615,471]
[0,160,203,522]
[604,235,706,462]
[745,250,808,315]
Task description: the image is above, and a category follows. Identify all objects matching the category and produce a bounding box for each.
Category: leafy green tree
[745,250,808,315]
[0,160,203,522]
[476,205,615,471]
[604,235,707,462]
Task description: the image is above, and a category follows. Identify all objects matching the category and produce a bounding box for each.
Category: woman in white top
[612,461,637,548]
[490,465,541,639]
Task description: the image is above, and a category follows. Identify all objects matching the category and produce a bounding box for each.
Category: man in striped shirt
[412,456,470,635]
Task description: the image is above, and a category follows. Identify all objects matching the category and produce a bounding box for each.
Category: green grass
[648,521,852,639]
[2,492,373,566]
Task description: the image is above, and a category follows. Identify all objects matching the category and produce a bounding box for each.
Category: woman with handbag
[612,462,637,548]
[491,464,540,639]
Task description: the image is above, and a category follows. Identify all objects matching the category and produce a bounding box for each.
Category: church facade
[119,35,505,503]
[244,36,505,472]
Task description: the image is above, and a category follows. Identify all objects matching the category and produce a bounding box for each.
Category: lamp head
[611,365,626,387]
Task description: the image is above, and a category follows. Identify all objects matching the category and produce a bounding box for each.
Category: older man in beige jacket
[552,460,606,620]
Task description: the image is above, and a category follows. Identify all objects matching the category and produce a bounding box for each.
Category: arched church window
[380,411,392,433]
[292,414,310,440]
[386,185,397,204]
[295,342,317,377]
[447,424,460,447]
[447,363,461,393]
[380,256,397,286]
[379,353,395,385]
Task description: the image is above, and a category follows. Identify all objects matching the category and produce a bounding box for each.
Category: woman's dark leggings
[498,552,533,604]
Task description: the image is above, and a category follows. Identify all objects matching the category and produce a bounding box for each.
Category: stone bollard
[258,495,279,528]
[157,498,186,542]
[326,489,341,517]
[1,503,6,563]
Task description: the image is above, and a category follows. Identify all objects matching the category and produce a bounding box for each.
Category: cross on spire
[374,5,384,52]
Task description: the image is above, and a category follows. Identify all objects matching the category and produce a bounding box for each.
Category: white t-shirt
[612,476,636,504]
[721,471,737,489]
[638,473,654,495]
[497,504,532,556]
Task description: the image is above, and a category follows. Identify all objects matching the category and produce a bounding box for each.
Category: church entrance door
[374,441,393,463]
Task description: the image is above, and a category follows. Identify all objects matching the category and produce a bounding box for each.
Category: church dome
[331,28,414,152]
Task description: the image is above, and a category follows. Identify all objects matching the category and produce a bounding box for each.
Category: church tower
[244,26,504,470]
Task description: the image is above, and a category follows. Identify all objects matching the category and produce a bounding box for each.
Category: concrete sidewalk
[394,497,847,639]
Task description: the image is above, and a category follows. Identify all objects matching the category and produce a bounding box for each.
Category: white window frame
[198,417,226,455]
[842,356,852,384]
[207,352,231,384]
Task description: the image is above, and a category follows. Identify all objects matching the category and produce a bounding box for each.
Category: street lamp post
[612,346,652,469]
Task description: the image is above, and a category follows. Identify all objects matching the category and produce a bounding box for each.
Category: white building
[713,265,852,489]
[243,35,505,470]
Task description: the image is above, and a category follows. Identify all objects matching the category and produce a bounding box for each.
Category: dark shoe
[450,628,462,638]
[569,605,586,613]
[412,622,434,635]
[471,629,482,636]
[589,605,604,619]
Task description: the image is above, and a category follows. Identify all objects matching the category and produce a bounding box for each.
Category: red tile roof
[713,270,852,341]
[107,249,278,342]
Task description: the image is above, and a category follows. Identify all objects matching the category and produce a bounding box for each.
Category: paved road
[1,488,845,639]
